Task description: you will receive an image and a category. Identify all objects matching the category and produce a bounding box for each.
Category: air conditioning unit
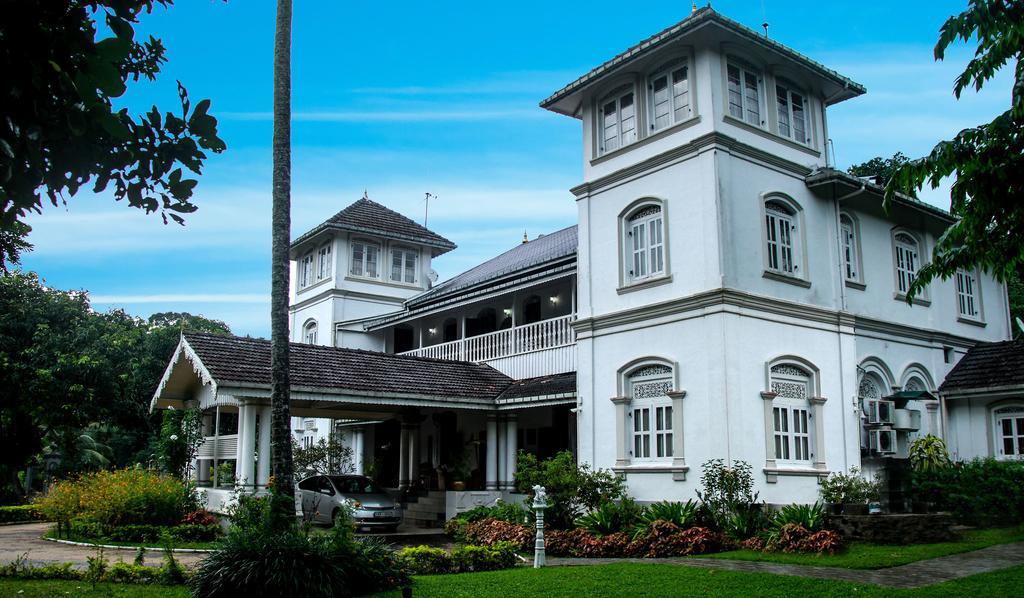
[893,408,922,431]
[869,429,897,455]
[865,399,895,425]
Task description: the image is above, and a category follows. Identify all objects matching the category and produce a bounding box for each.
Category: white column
[257,406,272,489]
[409,423,420,487]
[496,416,506,490]
[504,414,518,491]
[237,403,257,490]
[485,415,498,490]
[398,424,410,489]
[926,403,940,436]
[353,427,365,475]
[667,390,687,481]
[611,396,630,468]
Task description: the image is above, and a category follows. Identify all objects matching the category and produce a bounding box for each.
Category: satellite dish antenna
[427,269,439,288]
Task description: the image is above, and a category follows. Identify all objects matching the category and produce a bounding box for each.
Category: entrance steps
[402,490,446,528]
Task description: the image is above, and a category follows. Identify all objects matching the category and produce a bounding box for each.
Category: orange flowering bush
[36,467,190,529]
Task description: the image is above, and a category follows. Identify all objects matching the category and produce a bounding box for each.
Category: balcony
[399,313,576,379]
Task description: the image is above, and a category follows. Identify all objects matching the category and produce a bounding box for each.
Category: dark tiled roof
[498,372,576,401]
[804,168,954,223]
[407,225,577,309]
[292,198,456,254]
[940,340,1024,393]
[184,332,511,401]
[541,7,864,114]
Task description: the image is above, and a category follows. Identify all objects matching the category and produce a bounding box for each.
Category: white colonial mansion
[153,7,1021,519]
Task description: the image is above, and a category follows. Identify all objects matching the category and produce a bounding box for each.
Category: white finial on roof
[691,1,697,11]
[522,230,528,244]
[362,189,368,199]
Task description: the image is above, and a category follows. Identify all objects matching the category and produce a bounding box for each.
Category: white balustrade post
[532,485,548,568]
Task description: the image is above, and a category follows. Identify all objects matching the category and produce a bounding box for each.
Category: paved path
[0,523,206,569]
[549,541,1024,589]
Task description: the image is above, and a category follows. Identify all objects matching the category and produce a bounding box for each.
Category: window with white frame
[648,63,691,131]
[628,365,674,461]
[994,406,1024,459]
[769,364,814,463]
[956,269,981,319]
[390,247,418,284]
[765,200,798,275]
[775,82,808,144]
[894,232,920,295]
[316,243,332,282]
[298,252,314,288]
[599,87,637,155]
[303,320,318,345]
[350,240,380,278]
[727,62,763,127]
[840,214,860,282]
[624,204,666,283]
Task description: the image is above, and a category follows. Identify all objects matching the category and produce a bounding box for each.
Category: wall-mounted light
[549,295,560,305]
[428,328,437,335]
[502,308,512,316]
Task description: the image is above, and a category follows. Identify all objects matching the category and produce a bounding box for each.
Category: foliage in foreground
[911,457,1024,526]
[0,547,187,585]
[397,543,520,575]
[190,493,408,597]
[514,451,626,529]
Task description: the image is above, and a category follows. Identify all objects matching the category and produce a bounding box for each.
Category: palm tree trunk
[270,0,295,527]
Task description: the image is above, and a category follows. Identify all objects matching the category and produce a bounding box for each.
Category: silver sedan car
[298,474,403,531]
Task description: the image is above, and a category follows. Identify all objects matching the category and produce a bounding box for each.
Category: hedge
[0,504,45,524]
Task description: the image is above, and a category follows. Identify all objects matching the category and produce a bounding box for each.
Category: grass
[701,526,1024,569]
[3,563,1023,597]
[43,527,219,551]
[368,563,1024,597]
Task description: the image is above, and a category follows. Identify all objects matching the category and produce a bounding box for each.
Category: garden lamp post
[532,484,548,568]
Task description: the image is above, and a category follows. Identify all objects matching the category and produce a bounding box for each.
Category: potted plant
[818,469,853,515]
[819,467,879,515]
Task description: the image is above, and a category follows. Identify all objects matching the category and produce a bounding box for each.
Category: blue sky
[20,0,1012,337]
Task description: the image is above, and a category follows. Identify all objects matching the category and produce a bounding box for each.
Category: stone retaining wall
[827,513,955,544]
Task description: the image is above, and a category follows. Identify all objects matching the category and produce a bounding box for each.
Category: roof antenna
[423,192,436,227]
[761,0,769,37]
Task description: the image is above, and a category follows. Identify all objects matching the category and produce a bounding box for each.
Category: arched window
[764,199,800,276]
[839,213,861,284]
[858,373,885,400]
[993,405,1024,459]
[769,363,813,463]
[598,85,637,155]
[303,320,318,345]
[622,202,666,284]
[350,239,380,279]
[627,364,674,461]
[893,232,920,295]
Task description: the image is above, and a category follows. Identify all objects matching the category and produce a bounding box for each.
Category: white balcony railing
[399,314,576,374]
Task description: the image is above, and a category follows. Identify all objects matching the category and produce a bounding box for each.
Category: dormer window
[599,87,637,155]
[298,252,314,288]
[390,247,418,284]
[775,81,808,144]
[350,240,380,279]
[648,62,690,131]
[316,243,332,282]
[727,63,763,127]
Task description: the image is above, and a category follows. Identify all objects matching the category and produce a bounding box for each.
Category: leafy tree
[1009,271,1024,336]
[0,1,226,269]
[292,435,354,479]
[885,0,1024,301]
[270,0,296,528]
[514,451,626,529]
[848,152,914,195]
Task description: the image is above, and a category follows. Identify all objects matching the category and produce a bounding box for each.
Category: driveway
[0,523,207,569]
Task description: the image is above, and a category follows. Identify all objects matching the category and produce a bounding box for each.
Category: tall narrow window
[299,252,314,288]
[769,364,813,463]
[840,214,859,282]
[765,200,797,275]
[390,247,418,284]
[303,320,318,345]
[994,406,1024,459]
[727,63,762,127]
[956,269,981,319]
[648,64,690,131]
[894,232,920,294]
[316,243,332,281]
[599,88,637,155]
[350,241,380,278]
[775,83,808,143]
[628,365,674,462]
[624,204,665,283]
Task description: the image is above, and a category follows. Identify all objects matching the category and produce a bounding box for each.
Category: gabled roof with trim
[291,198,456,256]
[541,7,865,117]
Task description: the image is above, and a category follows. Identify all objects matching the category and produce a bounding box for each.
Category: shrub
[696,459,757,529]
[639,500,700,530]
[514,451,625,529]
[456,501,532,525]
[722,502,772,541]
[909,435,952,472]
[0,551,186,584]
[818,468,880,505]
[64,519,221,544]
[106,561,159,584]
[461,518,532,551]
[36,468,190,531]
[772,503,826,532]
[576,498,645,537]
[912,458,1024,525]
[182,509,219,527]
[397,545,453,575]
[766,523,810,553]
[627,522,725,558]
[0,504,45,523]
[451,542,519,573]
[800,529,844,555]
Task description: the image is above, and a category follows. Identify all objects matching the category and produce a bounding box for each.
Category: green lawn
[701,526,1024,569]
[43,528,219,551]
[4,564,1023,597]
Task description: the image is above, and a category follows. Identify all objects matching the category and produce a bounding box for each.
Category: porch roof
[940,339,1024,396]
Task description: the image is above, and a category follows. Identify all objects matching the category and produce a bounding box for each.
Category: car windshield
[329,476,385,495]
